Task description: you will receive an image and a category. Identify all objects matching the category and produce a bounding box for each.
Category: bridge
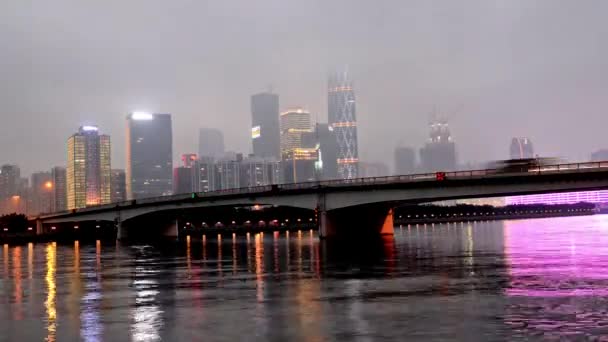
[35,161,608,239]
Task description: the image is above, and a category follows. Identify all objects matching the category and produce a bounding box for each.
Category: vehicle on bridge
[490,158,562,174]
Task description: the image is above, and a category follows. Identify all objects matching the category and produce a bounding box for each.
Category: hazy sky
[2,0,608,175]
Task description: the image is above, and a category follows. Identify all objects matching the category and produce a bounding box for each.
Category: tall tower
[419,120,456,172]
[126,112,173,199]
[67,126,111,209]
[251,92,281,160]
[328,67,359,179]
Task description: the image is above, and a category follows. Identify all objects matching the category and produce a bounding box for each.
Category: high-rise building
[198,128,225,159]
[51,166,67,212]
[67,125,111,210]
[315,123,339,180]
[239,155,281,188]
[394,147,416,175]
[280,107,313,157]
[127,112,173,199]
[510,137,534,159]
[419,120,457,172]
[0,164,20,200]
[328,67,359,179]
[280,108,318,183]
[251,92,281,160]
[110,169,126,203]
[198,156,216,192]
[31,171,52,214]
[173,154,200,194]
[216,156,241,190]
[592,149,608,161]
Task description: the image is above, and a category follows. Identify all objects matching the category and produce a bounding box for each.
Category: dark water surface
[2,215,608,341]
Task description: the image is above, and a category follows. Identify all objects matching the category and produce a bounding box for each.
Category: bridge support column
[319,205,395,239]
[36,220,43,235]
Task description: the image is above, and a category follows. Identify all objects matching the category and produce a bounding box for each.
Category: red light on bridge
[436,172,446,181]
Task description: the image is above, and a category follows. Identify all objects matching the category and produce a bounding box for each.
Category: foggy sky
[2,0,608,175]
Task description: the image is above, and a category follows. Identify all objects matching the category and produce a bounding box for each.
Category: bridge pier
[319,205,395,239]
[35,220,43,235]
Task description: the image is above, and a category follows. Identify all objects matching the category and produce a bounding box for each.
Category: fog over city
[2,0,608,175]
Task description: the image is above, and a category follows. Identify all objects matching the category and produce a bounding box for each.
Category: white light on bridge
[27,227,33,231]
[51,227,56,230]
[2,228,7,231]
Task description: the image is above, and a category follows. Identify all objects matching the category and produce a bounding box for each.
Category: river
[2,215,608,341]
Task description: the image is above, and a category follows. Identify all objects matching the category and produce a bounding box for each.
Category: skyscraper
[67,125,111,209]
[328,67,359,179]
[280,107,313,157]
[315,123,339,180]
[127,112,173,199]
[198,156,216,192]
[240,155,281,188]
[31,171,52,214]
[51,166,67,212]
[251,92,281,160]
[198,128,225,159]
[280,108,317,183]
[110,169,126,203]
[419,120,457,172]
[0,164,20,200]
[173,154,200,194]
[510,137,534,159]
[394,147,416,175]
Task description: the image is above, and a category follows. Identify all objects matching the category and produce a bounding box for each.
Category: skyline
[3,1,608,175]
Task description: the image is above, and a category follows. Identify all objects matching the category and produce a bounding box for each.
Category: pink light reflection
[506,190,608,205]
[504,215,608,297]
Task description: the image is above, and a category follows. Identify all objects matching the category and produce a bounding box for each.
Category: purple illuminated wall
[506,190,608,205]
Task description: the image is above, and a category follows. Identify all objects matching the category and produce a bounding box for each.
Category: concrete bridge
[35,161,608,239]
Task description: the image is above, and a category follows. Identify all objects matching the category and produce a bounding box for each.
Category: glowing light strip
[506,190,608,205]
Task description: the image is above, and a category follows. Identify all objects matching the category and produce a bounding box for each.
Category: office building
[328,67,359,179]
[127,112,173,199]
[280,107,313,157]
[394,147,416,175]
[173,154,201,194]
[110,169,126,203]
[510,137,534,159]
[198,156,216,192]
[315,123,339,180]
[31,171,52,214]
[0,164,20,200]
[251,92,281,160]
[67,125,111,210]
[51,166,67,212]
[216,155,241,190]
[199,128,225,159]
[240,155,281,188]
[419,120,457,172]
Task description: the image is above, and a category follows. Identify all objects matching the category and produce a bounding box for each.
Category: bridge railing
[38,160,608,218]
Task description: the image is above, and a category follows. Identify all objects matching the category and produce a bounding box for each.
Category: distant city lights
[81,125,99,132]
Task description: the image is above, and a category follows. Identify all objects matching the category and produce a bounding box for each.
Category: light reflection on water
[3,217,608,340]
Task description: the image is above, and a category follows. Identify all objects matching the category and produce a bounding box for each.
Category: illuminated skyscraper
[510,137,534,159]
[66,126,111,209]
[419,120,456,172]
[315,123,339,180]
[198,128,225,159]
[173,154,200,194]
[328,67,359,179]
[251,92,281,160]
[127,112,173,199]
[280,108,317,183]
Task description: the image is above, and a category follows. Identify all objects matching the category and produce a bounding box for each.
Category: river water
[2,215,608,341]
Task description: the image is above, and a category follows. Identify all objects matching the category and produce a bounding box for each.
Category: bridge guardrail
[39,160,608,218]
